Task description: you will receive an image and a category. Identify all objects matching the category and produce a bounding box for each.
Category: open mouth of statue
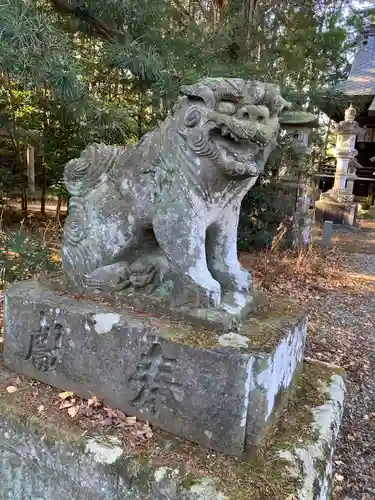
[215,125,244,142]
[208,116,272,149]
[210,127,247,144]
[209,128,261,158]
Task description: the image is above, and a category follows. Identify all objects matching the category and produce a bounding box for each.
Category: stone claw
[234,267,252,292]
[207,288,221,308]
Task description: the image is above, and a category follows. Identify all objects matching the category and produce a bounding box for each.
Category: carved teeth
[221,126,240,142]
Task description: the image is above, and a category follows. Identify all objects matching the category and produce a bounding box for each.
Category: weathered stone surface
[3,279,307,456]
[278,361,346,500]
[315,199,357,226]
[61,78,293,314]
[0,361,345,500]
[41,271,258,332]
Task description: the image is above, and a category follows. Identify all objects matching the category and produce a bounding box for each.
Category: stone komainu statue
[61,78,290,309]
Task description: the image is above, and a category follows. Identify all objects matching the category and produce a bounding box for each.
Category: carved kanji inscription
[25,311,64,372]
[129,336,183,415]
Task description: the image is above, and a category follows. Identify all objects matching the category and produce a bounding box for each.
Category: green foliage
[0,0,368,231]
[238,185,281,250]
[361,196,372,211]
[0,228,58,285]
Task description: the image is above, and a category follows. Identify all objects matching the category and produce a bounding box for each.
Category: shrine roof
[338,24,375,97]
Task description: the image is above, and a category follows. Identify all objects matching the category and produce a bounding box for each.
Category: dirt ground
[243,214,375,499]
[314,221,375,500]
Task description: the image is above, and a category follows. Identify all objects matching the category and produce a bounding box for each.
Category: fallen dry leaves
[67,405,79,418]
[59,391,74,400]
[241,223,375,500]
[55,390,153,443]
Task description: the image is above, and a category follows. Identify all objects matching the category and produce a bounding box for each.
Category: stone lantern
[278,111,319,184]
[278,111,319,249]
[315,105,362,225]
[330,104,361,192]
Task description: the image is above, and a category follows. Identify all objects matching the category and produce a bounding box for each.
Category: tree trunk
[21,185,28,214]
[27,146,35,196]
[55,194,62,221]
[137,89,144,140]
[41,160,46,216]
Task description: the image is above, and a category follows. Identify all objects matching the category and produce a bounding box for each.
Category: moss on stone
[158,298,306,352]
[38,272,306,352]
[180,472,200,490]
[159,322,217,349]
[262,362,334,454]
[114,455,156,494]
[0,360,342,499]
[239,300,307,351]
[0,381,86,449]
[210,362,341,499]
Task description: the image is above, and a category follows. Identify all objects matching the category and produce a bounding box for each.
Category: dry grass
[241,244,364,302]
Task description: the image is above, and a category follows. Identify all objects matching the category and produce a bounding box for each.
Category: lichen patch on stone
[276,373,345,500]
[154,467,168,482]
[189,478,227,499]
[255,325,305,420]
[93,312,121,334]
[85,436,123,464]
[241,358,254,427]
[218,332,249,348]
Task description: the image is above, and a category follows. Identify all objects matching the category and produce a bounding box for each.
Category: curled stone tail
[64,142,122,197]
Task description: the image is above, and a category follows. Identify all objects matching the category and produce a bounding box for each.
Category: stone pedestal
[315,187,358,226]
[315,199,357,226]
[3,279,307,457]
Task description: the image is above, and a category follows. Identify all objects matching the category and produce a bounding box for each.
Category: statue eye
[215,101,236,115]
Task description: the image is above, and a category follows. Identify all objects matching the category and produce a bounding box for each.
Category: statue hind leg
[61,236,123,290]
[62,195,141,291]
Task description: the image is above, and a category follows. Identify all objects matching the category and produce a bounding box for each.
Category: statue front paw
[215,266,252,293]
[82,263,130,291]
[207,284,221,308]
[189,275,221,308]
[201,277,222,307]
[234,267,252,292]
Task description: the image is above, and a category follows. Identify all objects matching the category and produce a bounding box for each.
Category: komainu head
[170,77,291,179]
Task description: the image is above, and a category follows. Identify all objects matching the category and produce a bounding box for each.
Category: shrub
[0,227,58,286]
[238,185,280,250]
[361,196,371,211]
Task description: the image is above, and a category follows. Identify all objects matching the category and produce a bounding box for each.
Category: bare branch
[51,0,79,15]
[50,0,125,41]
